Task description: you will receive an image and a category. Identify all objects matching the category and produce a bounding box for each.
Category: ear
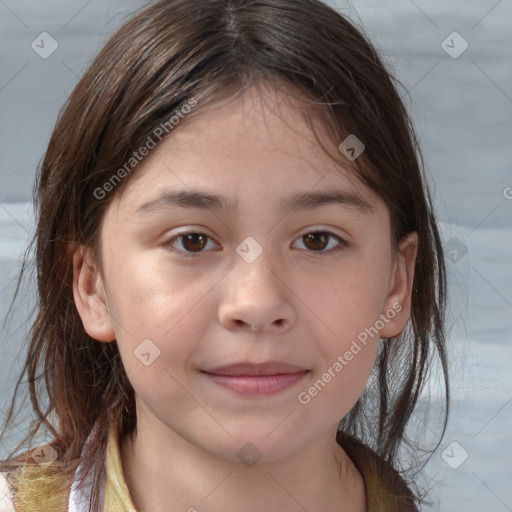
[72,245,116,342]
[379,231,418,339]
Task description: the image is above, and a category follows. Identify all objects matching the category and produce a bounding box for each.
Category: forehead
[112,84,380,216]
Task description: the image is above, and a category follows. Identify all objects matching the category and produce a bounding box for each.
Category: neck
[120,417,366,512]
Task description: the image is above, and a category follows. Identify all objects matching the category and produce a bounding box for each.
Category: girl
[0,0,449,510]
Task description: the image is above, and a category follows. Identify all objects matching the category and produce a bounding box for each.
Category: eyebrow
[135,188,374,215]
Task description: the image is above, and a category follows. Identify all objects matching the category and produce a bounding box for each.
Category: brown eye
[293,230,347,255]
[166,232,219,256]
[303,232,330,251]
[180,233,207,252]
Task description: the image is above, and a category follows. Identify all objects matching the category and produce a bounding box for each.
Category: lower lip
[203,371,309,396]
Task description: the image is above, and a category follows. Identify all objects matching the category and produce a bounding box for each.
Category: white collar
[68,427,105,512]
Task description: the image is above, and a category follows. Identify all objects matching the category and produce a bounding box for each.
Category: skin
[72,83,417,512]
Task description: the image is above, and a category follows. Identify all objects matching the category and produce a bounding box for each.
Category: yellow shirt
[2,428,418,511]
[2,428,136,512]
[101,427,137,512]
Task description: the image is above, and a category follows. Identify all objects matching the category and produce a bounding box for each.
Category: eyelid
[295,226,348,241]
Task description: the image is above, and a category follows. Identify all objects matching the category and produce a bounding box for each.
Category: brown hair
[0,0,448,509]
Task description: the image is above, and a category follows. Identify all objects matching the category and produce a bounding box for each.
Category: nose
[217,249,296,333]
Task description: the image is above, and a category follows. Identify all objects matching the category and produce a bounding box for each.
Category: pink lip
[201,361,309,396]
[203,371,309,396]
[204,361,307,376]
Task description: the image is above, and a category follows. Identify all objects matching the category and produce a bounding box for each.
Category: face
[73,84,416,462]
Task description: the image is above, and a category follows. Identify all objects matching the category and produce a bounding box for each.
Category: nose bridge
[233,234,281,292]
[218,234,295,332]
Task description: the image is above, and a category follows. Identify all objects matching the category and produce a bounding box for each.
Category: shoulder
[0,460,72,512]
[336,432,419,512]
[0,472,16,512]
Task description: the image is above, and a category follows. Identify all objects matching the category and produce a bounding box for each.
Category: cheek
[103,251,221,386]
[104,249,208,335]
[296,346,378,431]
[297,253,391,344]
[291,253,387,414]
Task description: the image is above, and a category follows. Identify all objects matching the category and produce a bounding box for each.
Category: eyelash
[164,230,348,258]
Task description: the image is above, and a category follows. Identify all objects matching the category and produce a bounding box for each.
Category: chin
[202,428,306,465]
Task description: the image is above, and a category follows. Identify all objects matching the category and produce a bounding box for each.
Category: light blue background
[1,1,511,510]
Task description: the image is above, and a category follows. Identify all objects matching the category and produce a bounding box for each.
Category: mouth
[201,361,309,396]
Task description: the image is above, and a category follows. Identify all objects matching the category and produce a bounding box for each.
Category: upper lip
[203,361,308,376]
